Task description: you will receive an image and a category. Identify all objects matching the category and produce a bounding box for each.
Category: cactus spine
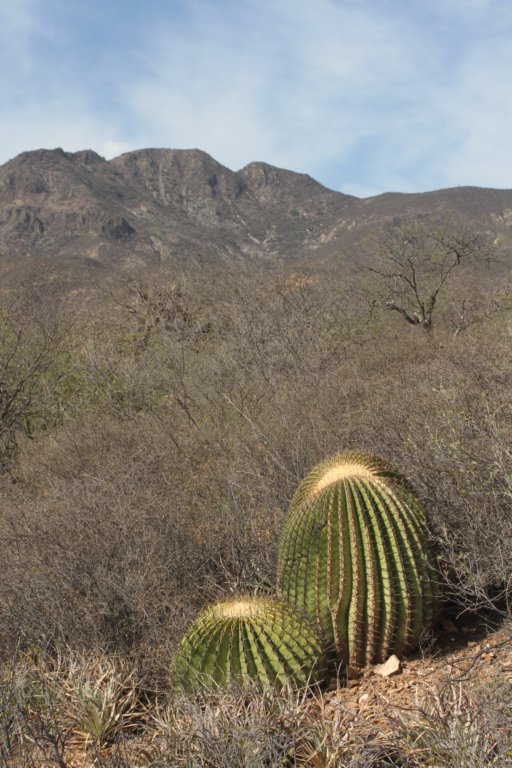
[171,596,326,691]
[277,452,440,668]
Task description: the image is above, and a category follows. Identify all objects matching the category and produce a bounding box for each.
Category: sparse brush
[386,677,512,768]
[150,682,309,768]
[277,451,441,668]
[170,595,326,692]
[0,650,73,767]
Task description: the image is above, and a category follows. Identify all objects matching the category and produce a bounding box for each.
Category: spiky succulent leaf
[171,596,326,692]
[277,451,441,668]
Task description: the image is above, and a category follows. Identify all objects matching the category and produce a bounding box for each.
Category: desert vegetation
[1,227,512,766]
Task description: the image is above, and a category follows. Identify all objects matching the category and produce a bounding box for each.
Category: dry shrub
[0,649,146,767]
[386,676,512,767]
[148,684,305,767]
[0,413,280,671]
[3,646,511,768]
[238,322,512,615]
[0,651,71,767]
[1,261,511,675]
[0,290,72,471]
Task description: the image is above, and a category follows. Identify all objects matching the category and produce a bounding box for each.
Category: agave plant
[171,596,326,692]
[63,654,141,746]
[277,451,441,668]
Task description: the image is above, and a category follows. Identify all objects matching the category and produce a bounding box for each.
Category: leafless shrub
[0,411,282,670]
[0,651,72,767]
[386,676,512,768]
[0,291,72,471]
[1,259,512,676]
[148,683,306,767]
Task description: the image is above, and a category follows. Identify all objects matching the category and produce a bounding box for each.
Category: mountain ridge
[0,146,511,287]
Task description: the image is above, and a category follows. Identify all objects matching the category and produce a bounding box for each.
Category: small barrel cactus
[277,451,441,668]
[171,596,326,691]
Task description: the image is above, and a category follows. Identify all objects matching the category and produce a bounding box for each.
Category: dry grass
[3,646,511,767]
[389,679,512,767]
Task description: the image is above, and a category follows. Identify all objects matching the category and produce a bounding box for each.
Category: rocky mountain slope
[0,146,511,285]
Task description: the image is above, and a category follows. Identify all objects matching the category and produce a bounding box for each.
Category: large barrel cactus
[277,451,440,668]
[171,596,326,691]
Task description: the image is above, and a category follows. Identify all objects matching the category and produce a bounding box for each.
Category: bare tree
[370,219,488,332]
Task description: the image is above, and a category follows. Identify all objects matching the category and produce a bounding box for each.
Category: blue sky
[1,0,511,197]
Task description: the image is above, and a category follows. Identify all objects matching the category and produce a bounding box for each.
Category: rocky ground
[306,616,512,766]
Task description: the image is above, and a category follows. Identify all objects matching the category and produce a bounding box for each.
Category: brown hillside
[0,147,510,290]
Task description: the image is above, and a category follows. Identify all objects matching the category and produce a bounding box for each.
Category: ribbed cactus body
[171,596,326,691]
[277,452,440,668]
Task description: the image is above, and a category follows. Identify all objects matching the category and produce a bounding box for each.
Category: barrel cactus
[277,451,441,668]
[171,596,326,692]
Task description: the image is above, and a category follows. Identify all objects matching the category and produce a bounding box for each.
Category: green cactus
[171,596,326,692]
[277,451,441,668]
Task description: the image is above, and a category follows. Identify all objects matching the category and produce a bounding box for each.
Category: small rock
[375,654,402,677]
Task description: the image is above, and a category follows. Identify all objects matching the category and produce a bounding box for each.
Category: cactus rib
[171,596,326,691]
[277,451,441,668]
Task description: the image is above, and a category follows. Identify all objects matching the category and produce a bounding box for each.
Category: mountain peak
[0,145,511,286]
[8,147,71,166]
[111,147,228,171]
[239,160,321,186]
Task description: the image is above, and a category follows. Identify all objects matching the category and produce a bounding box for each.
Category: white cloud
[0,1,131,165]
[1,0,512,195]
[429,0,494,13]
[0,0,54,75]
[0,0,42,36]
[119,0,510,196]
[0,98,129,164]
[122,0,422,181]
[102,141,134,159]
[431,37,512,189]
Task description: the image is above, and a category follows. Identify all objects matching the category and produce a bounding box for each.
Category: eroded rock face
[0,146,511,282]
[101,217,136,240]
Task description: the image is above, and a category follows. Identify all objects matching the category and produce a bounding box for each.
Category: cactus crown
[171,595,326,692]
[277,451,440,668]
